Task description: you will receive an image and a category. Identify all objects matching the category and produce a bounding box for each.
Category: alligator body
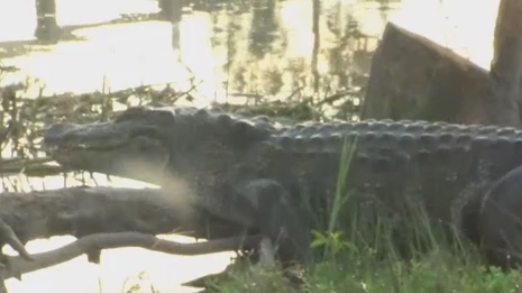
[43,106,522,268]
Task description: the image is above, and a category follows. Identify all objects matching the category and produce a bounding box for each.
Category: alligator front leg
[202,179,311,266]
[477,165,522,269]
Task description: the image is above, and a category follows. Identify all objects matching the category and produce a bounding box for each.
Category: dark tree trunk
[34,0,60,44]
[159,0,184,50]
[311,0,321,96]
[489,0,522,125]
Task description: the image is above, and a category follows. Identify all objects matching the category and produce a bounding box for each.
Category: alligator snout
[44,123,78,144]
[44,121,131,151]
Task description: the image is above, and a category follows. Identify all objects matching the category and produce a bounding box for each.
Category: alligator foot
[478,166,522,269]
[201,178,310,266]
[182,237,276,290]
[238,179,311,266]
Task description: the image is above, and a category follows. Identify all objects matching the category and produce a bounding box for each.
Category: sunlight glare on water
[390,0,499,68]
[0,0,501,292]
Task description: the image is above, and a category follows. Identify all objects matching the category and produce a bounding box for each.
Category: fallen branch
[0,186,247,254]
[0,186,259,283]
[4,232,262,280]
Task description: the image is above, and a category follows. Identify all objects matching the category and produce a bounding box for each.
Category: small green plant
[310,135,357,261]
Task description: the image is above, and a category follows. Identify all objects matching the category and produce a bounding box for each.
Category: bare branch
[0,186,244,245]
[0,218,32,261]
[3,232,262,280]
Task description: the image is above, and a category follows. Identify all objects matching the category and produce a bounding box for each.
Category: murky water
[0,0,500,292]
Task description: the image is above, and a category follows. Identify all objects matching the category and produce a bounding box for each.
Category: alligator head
[43,106,274,187]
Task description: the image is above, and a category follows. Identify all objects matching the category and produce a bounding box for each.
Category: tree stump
[361,0,522,128]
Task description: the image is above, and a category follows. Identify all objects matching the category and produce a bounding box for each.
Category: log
[0,186,245,243]
[0,187,260,280]
[361,0,522,127]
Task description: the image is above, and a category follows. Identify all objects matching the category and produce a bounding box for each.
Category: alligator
[42,106,522,269]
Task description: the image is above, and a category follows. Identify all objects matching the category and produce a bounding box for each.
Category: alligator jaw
[44,122,171,185]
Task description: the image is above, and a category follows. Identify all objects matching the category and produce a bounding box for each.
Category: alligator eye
[150,110,176,125]
[115,107,148,122]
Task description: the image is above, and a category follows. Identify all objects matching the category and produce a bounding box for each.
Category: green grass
[188,137,522,293]
[203,251,522,293]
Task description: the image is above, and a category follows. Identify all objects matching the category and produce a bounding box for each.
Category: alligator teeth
[47,140,125,152]
[46,145,89,152]
[54,144,119,151]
